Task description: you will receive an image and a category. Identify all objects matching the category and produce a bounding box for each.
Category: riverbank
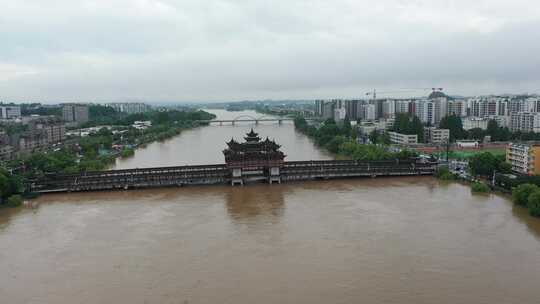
[0,109,216,208]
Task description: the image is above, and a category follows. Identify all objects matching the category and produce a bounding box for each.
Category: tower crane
[365,87,444,99]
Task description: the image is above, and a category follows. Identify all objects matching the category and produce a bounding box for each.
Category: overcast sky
[1,0,540,103]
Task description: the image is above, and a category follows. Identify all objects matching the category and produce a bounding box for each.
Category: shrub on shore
[6,195,23,207]
[512,184,539,206]
[435,167,455,180]
[471,182,490,193]
[527,190,540,217]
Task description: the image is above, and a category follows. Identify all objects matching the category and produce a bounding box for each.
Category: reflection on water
[225,185,286,222]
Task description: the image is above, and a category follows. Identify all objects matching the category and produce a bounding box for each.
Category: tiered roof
[223,129,285,165]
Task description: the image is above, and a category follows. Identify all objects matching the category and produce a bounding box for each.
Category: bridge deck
[29,160,437,193]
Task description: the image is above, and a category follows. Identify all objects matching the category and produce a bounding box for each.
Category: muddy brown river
[1,110,540,303]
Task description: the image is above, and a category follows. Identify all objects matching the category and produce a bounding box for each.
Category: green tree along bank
[468,152,511,177]
[0,168,24,208]
[294,117,417,160]
[512,184,540,217]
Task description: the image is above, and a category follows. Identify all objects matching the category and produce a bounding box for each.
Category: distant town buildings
[506,143,540,175]
[62,104,89,126]
[314,92,540,136]
[0,116,66,161]
[106,102,150,114]
[132,120,152,130]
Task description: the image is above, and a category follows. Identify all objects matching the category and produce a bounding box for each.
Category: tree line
[294,117,417,160]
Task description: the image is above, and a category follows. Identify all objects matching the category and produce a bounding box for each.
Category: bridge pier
[278,119,282,125]
[231,179,244,186]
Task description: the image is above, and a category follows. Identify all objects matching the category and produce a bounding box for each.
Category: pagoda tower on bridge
[223,129,286,185]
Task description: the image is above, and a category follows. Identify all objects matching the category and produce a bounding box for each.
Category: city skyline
[1,0,540,102]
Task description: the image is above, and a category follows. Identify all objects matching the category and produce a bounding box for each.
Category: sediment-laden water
[1,110,539,304]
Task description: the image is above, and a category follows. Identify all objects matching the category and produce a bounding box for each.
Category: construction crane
[365,87,444,99]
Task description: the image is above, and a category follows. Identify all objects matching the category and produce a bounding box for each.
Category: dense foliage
[19,103,62,116]
[512,184,538,206]
[439,115,466,142]
[392,113,424,142]
[471,182,490,193]
[0,168,23,207]
[294,117,417,160]
[82,106,215,128]
[512,184,540,217]
[435,167,455,180]
[468,152,510,177]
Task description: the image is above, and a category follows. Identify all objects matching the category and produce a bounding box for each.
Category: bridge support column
[278,119,282,125]
[255,120,259,125]
[268,167,281,184]
[231,168,243,186]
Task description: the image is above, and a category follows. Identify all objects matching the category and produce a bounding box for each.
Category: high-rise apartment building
[62,104,89,125]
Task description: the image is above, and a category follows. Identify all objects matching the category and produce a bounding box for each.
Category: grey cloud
[1,0,540,102]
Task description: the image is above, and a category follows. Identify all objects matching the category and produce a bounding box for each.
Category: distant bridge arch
[233,115,258,121]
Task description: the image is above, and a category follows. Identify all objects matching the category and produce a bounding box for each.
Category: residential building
[13,130,49,154]
[506,143,540,175]
[448,100,467,117]
[0,106,21,119]
[315,100,324,116]
[359,104,376,120]
[388,131,418,145]
[433,97,448,125]
[333,107,346,122]
[344,100,359,120]
[424,127,450,144]
[510,112,540,132]
[31,117,66,144]
[107,102,150,114]
[0,131,14,161]
[62,104,89,125]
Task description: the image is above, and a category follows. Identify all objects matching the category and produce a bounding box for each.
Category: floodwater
[1,110,540,304]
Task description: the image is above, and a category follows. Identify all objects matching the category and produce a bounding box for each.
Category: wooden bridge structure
[29,159,437,193]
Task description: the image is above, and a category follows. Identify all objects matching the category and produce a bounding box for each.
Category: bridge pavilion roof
[223,130,285,164]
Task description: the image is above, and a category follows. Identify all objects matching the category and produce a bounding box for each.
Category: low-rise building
[506,143,540,175]
[463,117,489,130]
[132,121,152,130]
[456,140,479,149]
[424,127,450,144]
[388,131,418,145]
